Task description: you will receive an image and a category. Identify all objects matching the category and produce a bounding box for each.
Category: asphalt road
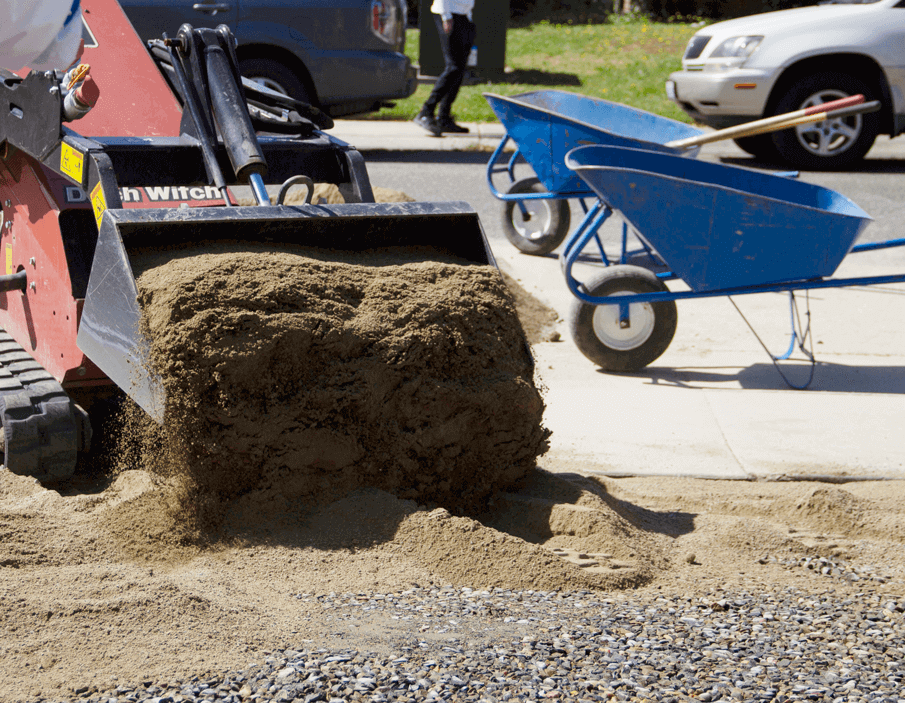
[364,151,514,246]
[363,137,905,255]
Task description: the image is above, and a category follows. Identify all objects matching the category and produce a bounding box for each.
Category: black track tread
[0,329,81,483]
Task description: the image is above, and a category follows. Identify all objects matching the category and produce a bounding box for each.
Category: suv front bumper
[667,67,774,129]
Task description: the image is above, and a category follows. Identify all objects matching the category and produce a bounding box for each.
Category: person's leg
[421,15,455,114]
[414,14,460,136]
[436,16,475,124]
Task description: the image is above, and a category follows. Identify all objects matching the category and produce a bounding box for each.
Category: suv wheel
[238,57,315,107]
[770,72,879,170]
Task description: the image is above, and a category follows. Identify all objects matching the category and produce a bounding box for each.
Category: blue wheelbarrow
[561,145,905,379]
[484,90,704,257]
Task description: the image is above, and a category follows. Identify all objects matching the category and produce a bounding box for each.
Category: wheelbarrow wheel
[502,178,571,256]
[569,265,677,372]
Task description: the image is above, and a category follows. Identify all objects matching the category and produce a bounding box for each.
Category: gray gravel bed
[56,586,905,703]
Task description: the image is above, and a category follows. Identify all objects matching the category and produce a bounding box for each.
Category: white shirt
[430,0,474,22]
[0,0,82,71]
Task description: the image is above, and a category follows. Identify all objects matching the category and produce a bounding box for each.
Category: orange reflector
[734,83,757,90]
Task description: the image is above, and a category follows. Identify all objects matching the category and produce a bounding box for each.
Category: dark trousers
[422,13,476,119]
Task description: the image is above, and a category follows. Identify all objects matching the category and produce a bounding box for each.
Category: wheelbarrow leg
[726,291,816,390]
[561,202,614,285]
[619,301,631,328]
[619,222,630,265]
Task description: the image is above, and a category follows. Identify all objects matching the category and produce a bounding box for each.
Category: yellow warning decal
[90,182,107,229]
[5,244,11,276]
[60,143,84,182]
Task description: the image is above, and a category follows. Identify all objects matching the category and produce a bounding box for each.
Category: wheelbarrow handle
[665,94,878,149]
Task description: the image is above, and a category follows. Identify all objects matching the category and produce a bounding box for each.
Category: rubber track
[0,329,86,483]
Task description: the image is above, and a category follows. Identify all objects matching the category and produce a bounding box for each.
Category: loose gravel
[57,585,905,703]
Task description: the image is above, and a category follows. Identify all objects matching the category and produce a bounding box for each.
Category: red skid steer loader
[0,0,494,482]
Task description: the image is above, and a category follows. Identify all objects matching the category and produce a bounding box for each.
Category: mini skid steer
[0,0,495,483]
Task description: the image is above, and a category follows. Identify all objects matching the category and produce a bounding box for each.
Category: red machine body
[0,151,93,387]
[70,0,182,138]
[0,0,204,394]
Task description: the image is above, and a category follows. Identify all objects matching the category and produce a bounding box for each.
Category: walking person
[413,0,476,137]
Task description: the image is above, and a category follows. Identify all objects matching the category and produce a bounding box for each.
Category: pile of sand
[259,181,560,344]
[127,242,549,516]
[6,462,905,701]
[236,183,414,207]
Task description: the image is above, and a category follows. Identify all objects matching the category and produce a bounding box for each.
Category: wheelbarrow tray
[484,90,704,194]
[565,145,872,293]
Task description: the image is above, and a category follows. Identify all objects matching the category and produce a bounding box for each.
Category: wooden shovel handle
[665,94,874,149]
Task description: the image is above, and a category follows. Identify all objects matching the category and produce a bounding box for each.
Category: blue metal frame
[560,202,905,307]
[485,134,662,264]
[484,134,594,207]
[561,146,898,309]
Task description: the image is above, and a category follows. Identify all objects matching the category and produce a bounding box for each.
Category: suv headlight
[709,35,762,60]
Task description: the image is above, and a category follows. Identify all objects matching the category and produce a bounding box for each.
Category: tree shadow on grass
[472,68,581,87]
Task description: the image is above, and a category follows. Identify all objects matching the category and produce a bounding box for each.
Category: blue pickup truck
[120,0,417,117]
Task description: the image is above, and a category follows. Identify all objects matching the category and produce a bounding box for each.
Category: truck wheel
[502,178,571,256]
[569,265,677,372]
[770,72,879,170]
[238,57,316,107]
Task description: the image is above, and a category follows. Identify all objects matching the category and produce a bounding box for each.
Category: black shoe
[437,117,469,134]
[413,113,442,137]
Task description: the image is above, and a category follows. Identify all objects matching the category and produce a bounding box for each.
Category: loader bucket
[76,202,495,423]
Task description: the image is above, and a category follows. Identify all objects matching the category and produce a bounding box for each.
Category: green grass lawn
[365,18,704,123]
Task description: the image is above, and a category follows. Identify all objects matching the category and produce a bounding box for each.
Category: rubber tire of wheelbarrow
[569,265,678,373]
[502,178,571,256]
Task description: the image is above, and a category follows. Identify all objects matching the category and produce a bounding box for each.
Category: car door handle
[193,3,231,14]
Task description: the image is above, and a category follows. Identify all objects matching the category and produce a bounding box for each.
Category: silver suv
[666,0,905,169]
[121,0,417,117]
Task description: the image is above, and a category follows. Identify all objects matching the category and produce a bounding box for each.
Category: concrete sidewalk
[330,118,507,152]
[330,118,905,158]
[330,119,905,482]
